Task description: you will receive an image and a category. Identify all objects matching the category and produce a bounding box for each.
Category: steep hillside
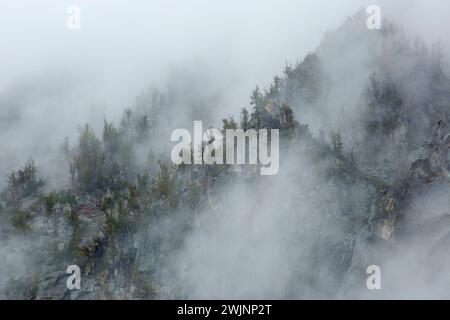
[1,12,449,299]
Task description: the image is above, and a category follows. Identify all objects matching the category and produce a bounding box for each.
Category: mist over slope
[1,6,450,299]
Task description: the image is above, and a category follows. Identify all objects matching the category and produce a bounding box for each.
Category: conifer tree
[240,108,250,130]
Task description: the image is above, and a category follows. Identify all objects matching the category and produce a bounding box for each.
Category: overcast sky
[1,0,450,182]
[2,1,450,299]
[0,0,369,110]
[1,0,449,116]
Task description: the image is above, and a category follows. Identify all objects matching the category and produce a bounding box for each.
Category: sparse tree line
[1,14,450,299]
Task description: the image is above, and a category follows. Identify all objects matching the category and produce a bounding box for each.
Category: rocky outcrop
[339,120,450,298]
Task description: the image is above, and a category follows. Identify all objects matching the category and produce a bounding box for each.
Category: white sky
[1,0,450,182]
[1,1,449,114]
